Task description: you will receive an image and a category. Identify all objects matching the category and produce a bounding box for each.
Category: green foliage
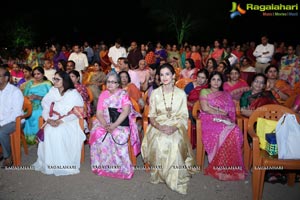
[167,13,194,46]
[0,19,35,57]
[10,23,35,48]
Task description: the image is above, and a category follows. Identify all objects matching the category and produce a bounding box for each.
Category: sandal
[295,174,300,182]
[265,172,287,184]
[1,158,13,169]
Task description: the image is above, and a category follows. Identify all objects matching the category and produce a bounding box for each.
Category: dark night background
[0,0,299,48]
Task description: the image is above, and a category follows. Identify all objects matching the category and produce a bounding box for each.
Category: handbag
[276,113,300,159]
[36,122,47,142]
[108,107,129,126]
[101,107,130,145]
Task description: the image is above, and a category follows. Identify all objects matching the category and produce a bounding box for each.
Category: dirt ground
[0,144,299,200]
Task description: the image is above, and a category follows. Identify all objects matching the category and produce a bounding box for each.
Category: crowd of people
[0,36,300,194]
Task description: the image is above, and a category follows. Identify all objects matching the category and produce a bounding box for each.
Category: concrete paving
[0,144,299,200]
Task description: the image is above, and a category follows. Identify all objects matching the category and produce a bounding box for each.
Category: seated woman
[240,57,256,72]
[240,73,278,117]
[17,65,33,92]
[142,63,197,195]
[119,70,144,110]
[179,58,197,79]
[223,67,250,101]
[205,57,218,75]
[146,69,161,105]
[33,71,86,176]
[69,70,91,134]
[85,61,106,113]
[135,59,150,92]
[216,61,229,82]
[23,67,52,144]
[184,69,209,148]
[185,69,209,109]
[264,65,294,104]
[200,71,246,181]
[89,71,140,179]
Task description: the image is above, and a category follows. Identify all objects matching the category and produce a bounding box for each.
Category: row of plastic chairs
[194,101,299,200]
[142,98,300,200]
[3,91,136,167]
[243,104,300,200]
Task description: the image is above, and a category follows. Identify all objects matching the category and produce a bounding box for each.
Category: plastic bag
[276,113,300,159]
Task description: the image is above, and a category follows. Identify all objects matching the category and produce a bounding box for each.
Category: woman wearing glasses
[23,67,52,144]
[89,71,140,179]
[33,71,85,176]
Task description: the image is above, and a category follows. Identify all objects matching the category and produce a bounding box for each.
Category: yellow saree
[141,86,197,194]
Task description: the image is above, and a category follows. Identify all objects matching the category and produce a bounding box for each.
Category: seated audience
[0,66,24,168]
[223,67,250,101]
[200,71,246,180]
[33,71,85,176]
[89,71,140,179]
[240,73,278,117]
[142,63,197,194]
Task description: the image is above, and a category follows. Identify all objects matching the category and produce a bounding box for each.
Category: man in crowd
[0,66,24,168]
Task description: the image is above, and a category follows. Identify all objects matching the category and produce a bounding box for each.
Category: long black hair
[55,71,75,94]
[208,71,224,91]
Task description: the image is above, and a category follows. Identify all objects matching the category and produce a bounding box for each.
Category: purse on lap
[36,124,46,142]
[108,107,129,126]
[101,107,130,145]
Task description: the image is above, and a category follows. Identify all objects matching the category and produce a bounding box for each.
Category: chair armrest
[143,117,148,137]
[14,116,22,137]
[188,119,192,142]
[248,131,260,165]
[38,116,44,128]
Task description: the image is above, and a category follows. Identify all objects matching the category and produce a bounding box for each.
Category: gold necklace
[162,85,175,118]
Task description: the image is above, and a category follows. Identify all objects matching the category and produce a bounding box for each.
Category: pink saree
[223,79,250,101]
[199,91,246,180]
[89,89,141,179]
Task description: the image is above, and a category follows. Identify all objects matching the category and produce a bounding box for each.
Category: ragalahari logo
[230,2,246,19]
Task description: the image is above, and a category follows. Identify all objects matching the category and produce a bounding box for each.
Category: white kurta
[33,87,86,176]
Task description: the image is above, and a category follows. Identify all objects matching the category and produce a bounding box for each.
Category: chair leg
[188,119,192,145]
[128,138,136,167]
[10,132,21,166]
[252,167,261,200]
[21,132,28,155]
[244,147,252,172]
[258,169,266,200]
[10,134,17,165]
[196,119,205,172]
[287,173,296,186]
